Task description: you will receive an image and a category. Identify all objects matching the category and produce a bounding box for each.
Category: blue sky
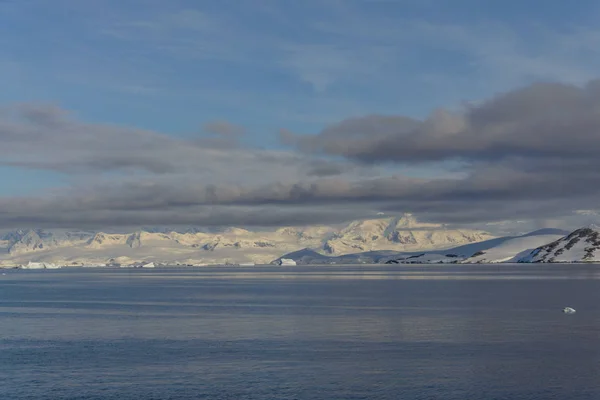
[1,0,600,230]
[3,0,600,136]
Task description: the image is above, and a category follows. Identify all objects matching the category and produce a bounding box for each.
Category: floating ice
[562,307,576,314]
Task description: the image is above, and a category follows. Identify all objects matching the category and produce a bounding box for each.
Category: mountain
[518,227,600,263]
[275,228,570,265]
[272,248,406,265]
[321,214,493,254]
[387,228,569,264]
[0,229,313,267]
[462,232,568,263]
[1,229,96,255]
[0,214,495,267]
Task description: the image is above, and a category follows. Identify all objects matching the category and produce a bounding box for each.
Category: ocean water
[1,265,600,399]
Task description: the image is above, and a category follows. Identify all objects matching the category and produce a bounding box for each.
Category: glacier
[0,214,494,268]
[273,228,574,265]
[4,218,600,267]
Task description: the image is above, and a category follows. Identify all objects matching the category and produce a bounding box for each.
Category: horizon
[2,1,600,234]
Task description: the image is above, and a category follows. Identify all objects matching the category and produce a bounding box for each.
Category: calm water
[1,265,600,399]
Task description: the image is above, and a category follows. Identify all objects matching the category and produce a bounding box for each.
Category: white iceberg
[21,261,61,269]
[562,307,576,314]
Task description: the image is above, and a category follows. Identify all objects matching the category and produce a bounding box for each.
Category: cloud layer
[285,81,600,163]
[278,81,600,228]
[2,80,600,230]
[0,103,346,183]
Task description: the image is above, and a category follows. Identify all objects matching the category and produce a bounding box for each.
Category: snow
[276,229,570,265]
[0,215,494,267]
[463,234,565,263]
[518,227,600,263]
[323,214,493,255]
[21,261,61,269]
[22,262,44,269]
[5,219,595,267]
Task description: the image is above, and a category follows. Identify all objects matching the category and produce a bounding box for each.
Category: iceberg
[23,262,44,269]
[21,261,61,269]
[562,307,576,314]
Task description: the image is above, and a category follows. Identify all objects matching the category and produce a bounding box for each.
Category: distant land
[274,228,600,265]
[0,214,492,267]
[3,214,600,268]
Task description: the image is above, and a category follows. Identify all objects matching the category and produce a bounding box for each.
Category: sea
[1,264,600,399]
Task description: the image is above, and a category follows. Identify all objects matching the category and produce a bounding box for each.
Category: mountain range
[274,227,600,265]
[0,214,494,267]
[5,213,599,267]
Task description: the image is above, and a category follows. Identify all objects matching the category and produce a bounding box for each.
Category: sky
[2,0,600,233]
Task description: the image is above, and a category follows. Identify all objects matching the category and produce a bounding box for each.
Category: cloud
[0,199,368,230]
[1,165,598,230]
[5,79,600,230]
[276,80,600,226]
[0,102,393,229]
[0,103,324,183]
[284,81,600,164]
[6,3,600,231]
[6,81,600,230]
[305,160,348,177]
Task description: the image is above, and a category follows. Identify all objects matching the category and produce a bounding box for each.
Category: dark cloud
[1,164,597,230]
[0,194,371,230]
[0,104,327,182]
[17,103,69,127]
[0,162,597,230]
[305,161,347,177]
[263,80,600,227]
[0,103,184,174]
[283,81,600,163]
[4,78,600,231]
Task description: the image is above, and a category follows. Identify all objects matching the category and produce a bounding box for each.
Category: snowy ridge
[274,228,570,265]
[518,227,600,263]
[462,234,566,263]
[9,220,595,267]
[321,214,493,254]
[0,214,494,267]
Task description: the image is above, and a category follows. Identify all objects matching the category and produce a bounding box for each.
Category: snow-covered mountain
[321,214,493,254]
[274,228,569,265]
[0,229,96,255]
[0,214,495,267]
[462,229,569,263]
[518,227,600,263]
[7,222,599,267]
